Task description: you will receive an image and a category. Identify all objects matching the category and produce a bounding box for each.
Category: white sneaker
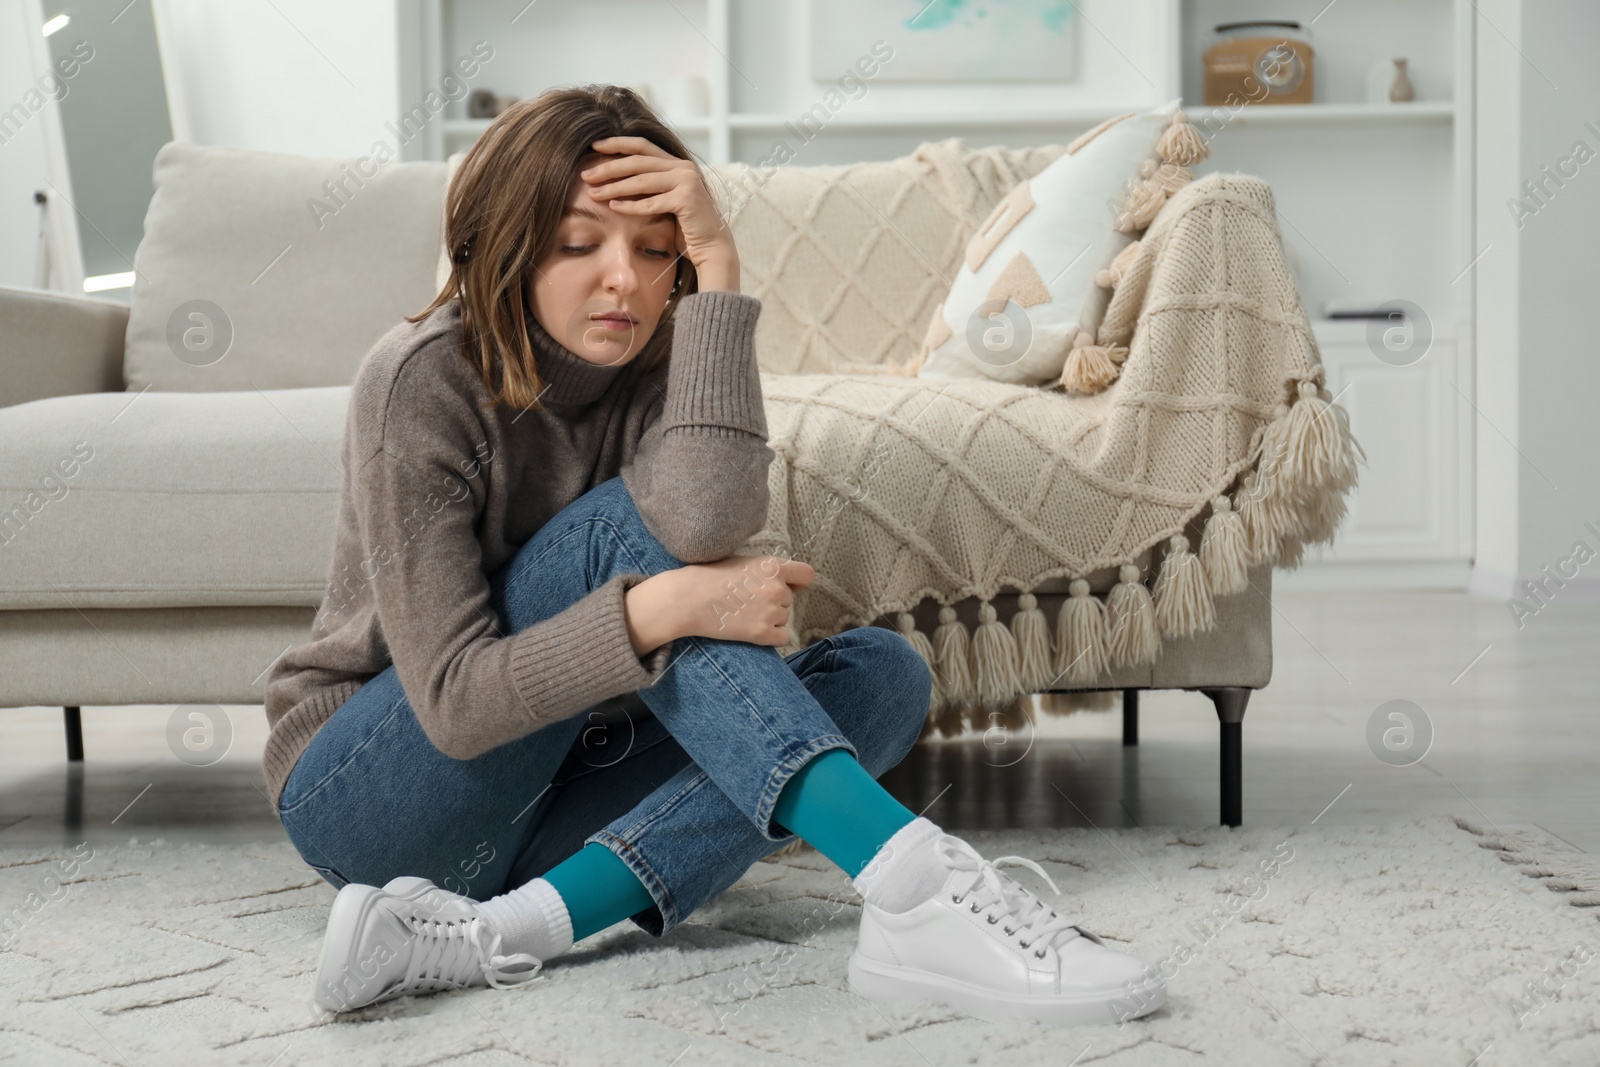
[848,834,1165,1026]
[312,876,544,1013]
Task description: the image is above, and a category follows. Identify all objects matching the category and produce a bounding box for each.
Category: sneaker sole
[847,950,1166,1027]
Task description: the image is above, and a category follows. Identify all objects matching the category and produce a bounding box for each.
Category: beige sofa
[0,140,1270,826]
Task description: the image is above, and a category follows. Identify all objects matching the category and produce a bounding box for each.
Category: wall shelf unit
[1186,101,1455,125]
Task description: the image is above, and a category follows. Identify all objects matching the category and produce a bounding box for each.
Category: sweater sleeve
[620,289,776,564]
[353,375,673,762]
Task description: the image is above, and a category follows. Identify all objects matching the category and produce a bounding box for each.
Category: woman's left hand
[580,136,739,287]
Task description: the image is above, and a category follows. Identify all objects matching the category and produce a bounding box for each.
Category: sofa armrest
[0,285,127,408]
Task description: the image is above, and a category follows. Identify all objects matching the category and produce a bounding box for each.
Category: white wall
[1470,0,1600,598]
[0,0,399,291]
[156,0,399,155]
[1513,0,1600,581]
[1469,0,1523,593]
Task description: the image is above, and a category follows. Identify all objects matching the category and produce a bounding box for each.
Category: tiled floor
[3,589,1597,854]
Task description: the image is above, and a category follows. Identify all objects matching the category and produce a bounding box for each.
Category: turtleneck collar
[524,303,635,407]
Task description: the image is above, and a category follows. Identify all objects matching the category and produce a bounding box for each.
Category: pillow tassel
[1139,158,1195,194]
[1095,239,1143,289]
[1106,564,1161,668]
[1157,109,1211,166]
[1119,178,1167,231]
[1060,341,1126,394]
[1111,238,1142,276]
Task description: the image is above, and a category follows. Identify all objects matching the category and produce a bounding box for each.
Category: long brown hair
[409,85,702,411]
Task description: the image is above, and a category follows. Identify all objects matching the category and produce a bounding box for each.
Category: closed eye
[561,244,675,259]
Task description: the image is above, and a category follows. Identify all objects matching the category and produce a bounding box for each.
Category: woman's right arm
[618,290,775,565]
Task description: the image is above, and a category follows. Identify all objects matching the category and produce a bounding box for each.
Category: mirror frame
[22,0,192,295]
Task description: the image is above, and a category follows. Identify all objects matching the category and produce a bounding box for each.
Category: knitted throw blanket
[743,171,1364,718]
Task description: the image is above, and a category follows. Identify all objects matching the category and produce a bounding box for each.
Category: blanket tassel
[1200,495,1250,595]
[931,605,973,736]
[1301,481,1350,544]
[1010,592,1056,690]
[1106,563,1161,668]
[1054,579,1109,685]
[1281,380,1362,495]
[1276,532,1310,569]
[988,692,1036,738]
[1153,534,1216,640]
[1039,690,1119,716]
[895,611,941,713]
[971,599,1023,711]
[1236,466,1297,566]
[1317,381,1365,484]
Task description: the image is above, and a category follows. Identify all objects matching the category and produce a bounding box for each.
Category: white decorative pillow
[912,98,1210,393]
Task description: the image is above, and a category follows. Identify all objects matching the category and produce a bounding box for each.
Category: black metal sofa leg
[64,706,83,762]
[1201,688,1250,827]
[1122,689,1138,746]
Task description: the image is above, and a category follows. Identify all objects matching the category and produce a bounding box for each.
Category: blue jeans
[276,475,931,937]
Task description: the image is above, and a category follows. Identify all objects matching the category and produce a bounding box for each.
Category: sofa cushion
[0,388,347,610]
[123,142,447,392]
[710,139,1068,376]
[0,381,1151,614]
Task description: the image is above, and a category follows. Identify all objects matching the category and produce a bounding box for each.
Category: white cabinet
[1295,323,1473,586]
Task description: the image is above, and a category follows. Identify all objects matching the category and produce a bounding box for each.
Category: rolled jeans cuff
[587,731,857,935]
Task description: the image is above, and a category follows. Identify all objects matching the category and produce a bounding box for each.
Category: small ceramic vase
[1388,59,1415,103]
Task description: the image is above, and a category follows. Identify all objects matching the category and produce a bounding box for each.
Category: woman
[262,85,1164,1028]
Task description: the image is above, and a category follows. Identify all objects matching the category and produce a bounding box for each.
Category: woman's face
[527,151,681,368]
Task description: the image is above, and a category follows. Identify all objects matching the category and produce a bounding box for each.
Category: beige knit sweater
[261,290,773,813]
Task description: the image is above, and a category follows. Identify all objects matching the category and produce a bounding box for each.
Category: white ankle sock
[474,877,574,962]
[852,816,952,914]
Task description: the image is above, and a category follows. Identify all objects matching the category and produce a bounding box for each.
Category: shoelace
[934,835,1086,959]
[396,910,544,996]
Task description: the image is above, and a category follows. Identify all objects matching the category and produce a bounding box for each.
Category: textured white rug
[2,815,1597,1066]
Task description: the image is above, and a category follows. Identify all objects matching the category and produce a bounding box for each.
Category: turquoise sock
[542,841,656,943]
[541,748,915,940]
[771,747,917,879]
